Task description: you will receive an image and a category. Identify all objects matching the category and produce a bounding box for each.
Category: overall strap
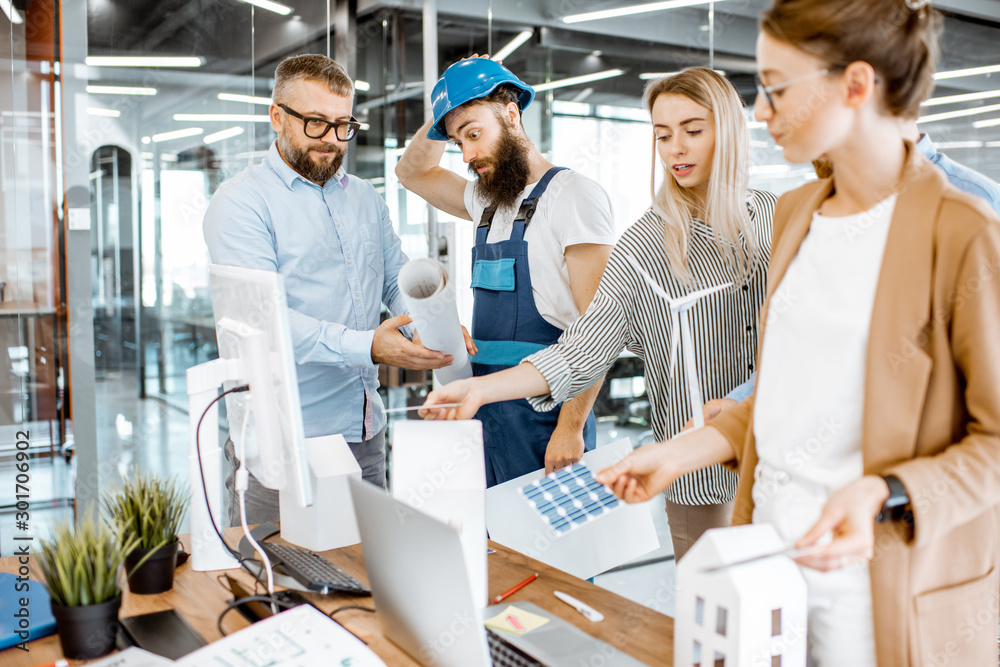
[510,166,567,242]
[476,206,497,246]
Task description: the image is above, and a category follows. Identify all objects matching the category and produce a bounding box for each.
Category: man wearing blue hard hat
[397,57,616,486]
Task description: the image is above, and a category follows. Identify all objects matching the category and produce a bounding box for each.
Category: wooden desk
[1,529,673,665]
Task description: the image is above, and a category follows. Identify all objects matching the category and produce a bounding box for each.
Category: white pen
[553,591,604,622]
[383,402,463,414]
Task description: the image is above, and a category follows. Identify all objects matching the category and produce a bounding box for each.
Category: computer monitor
[208,264,312,509]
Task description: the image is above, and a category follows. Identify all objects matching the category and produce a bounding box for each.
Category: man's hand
[793,475,890,572]
[594,440,680,503]
[462,326,478,356]
[372,314,453,370]
[411,326,478,358]
[682,397,738,431]
[545,427,585,474]
[419,378,484,421]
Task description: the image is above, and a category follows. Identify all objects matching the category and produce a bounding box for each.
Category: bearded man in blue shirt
[204,54,456,525]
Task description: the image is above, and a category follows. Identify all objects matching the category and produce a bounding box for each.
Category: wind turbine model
[625,255,732,430]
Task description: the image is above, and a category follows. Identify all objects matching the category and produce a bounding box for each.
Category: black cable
[194,383,250,562]
[216,595,300,637]
[328,604,375,618]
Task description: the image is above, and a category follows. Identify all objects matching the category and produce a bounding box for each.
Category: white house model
[676,524,807,667]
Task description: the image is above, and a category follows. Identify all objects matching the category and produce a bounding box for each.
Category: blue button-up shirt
[203,142,409,442]
[918,134,1000,216]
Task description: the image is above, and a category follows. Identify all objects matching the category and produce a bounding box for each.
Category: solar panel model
[518,462,621,535]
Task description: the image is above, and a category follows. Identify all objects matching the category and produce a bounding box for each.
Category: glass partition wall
[1,0,999,544]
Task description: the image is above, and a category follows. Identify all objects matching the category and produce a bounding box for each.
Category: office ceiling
[82,0,1000,154]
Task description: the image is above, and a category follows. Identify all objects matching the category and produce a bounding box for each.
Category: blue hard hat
[427,58,535,141]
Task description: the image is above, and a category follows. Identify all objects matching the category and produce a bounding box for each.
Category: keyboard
[257,542,371,595]
[486,627,545,667]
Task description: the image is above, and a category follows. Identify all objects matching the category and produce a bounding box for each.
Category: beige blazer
[711,141,1000,666]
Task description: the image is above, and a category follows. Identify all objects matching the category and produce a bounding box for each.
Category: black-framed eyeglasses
[277,103,361,141]
[754,68,830,114]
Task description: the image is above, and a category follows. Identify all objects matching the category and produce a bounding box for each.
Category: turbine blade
[625,254,675,304]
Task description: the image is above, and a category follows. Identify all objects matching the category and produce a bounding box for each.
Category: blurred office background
[1,0,998,612]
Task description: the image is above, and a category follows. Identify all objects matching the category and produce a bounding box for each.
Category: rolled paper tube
[397,258,472,385]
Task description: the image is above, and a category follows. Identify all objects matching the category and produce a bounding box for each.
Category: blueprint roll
[397,258,471,384]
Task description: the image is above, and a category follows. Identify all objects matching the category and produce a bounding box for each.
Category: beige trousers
[663,497,735,563]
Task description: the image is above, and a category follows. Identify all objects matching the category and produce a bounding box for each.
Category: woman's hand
[418,378,484,421]
[793,475,890,571]
[594,441,681,503]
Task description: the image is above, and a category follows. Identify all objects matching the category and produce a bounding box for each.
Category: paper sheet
[486,439,661,580]
[392,419,488,607]
[485,605,550,635]
[177,605,385,666]
[397,258,471,384]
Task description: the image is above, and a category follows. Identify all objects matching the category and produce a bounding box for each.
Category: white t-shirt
[463,169,616,330]
[752,194,897,538]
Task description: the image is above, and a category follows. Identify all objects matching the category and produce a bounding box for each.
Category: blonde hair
[642,67,757,286]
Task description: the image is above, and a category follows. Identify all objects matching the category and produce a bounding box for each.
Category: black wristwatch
[876,474,912,524]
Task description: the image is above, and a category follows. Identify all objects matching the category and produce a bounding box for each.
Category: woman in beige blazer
[595,0,1000,665]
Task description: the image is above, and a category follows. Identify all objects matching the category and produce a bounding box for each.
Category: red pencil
[492,573,539,604]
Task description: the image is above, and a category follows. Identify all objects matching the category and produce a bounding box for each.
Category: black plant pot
[125,539,180,594]
[50,595,121,660]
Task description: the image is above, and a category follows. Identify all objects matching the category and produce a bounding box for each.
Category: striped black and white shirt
[525,190,777,505]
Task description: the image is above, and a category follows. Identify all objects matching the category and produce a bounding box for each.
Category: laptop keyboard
[257,542,371,595]
[486,628,545,667]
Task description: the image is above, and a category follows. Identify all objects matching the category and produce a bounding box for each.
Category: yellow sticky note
[484,605,550,635]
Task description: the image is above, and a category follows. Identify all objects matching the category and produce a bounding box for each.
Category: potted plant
[36,514,139,660]
[104,474,188,595]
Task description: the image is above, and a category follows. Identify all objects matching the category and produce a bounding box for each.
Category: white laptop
[348,477,647,667]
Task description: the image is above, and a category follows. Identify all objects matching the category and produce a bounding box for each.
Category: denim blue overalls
[469,167,597,486]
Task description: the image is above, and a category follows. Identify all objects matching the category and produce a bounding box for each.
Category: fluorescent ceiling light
[492,30,533,62]
[932,141,983,149]
[918,102,1000,124]
[355,80,371,92]
[986,141,1000,147]
[921,89,1000,107]
[173,113,270,122]
[972,117,1000,129]
[0,0,23,24]
[235,0,293,15]
[564,0,728,24]
[87,85,158,96]
[639,72,680,80]
[534,69,625,92]
[204,126,245,144]
[87,108,121,117]
[639,70,724,80]
[151,127,203,142]
[141,136,151,144]
[935,65,1000,81]
[218,92,272,105]
[86,56,203,68]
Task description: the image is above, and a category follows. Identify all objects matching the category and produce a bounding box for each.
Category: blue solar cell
[551,519,571,533]
[600,496,619,509]
[568,511,588,524]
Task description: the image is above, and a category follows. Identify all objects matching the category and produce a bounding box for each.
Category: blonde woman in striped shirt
[422,67,776,561]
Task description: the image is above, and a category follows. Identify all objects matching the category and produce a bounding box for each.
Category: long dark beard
[278,133,345,184]
[470,122,531,212]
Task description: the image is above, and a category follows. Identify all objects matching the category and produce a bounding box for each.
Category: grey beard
[278,134,345,184]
